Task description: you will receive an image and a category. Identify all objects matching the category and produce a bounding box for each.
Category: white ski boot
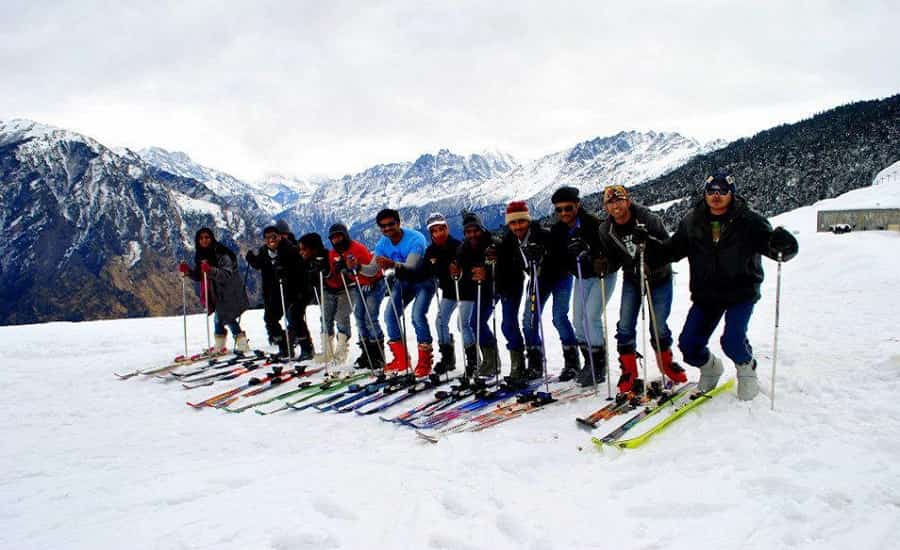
[334,333,350,363]
[736,360,760,401]
[314,335,334,364]
[698,353,724,392]
[234,332,250,353]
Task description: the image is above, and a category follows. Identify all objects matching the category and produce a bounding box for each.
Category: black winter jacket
[455,232,496,301]
[495,224,567,297]
[425,236,462,299]
[246,240,305,310]
[550,209,607,278]
[598,203,672,288]
[656,196,796,305]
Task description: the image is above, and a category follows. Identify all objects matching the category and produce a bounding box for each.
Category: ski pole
[278,278,294,359]
[384,270,408,374]
[490,261,499,387]
[341,271,375,373]
[314,271,331,375]
[530,259,550,395]
[599,263,612,400]
[475,280,483,370]
[182,275,189,357]
[638,245,649,387]
[643,270,667,383]
[202,270,211,352]
[453,274,464,375]
[351,268,386,364]
[771,252,783,411]
[575,253,598,393]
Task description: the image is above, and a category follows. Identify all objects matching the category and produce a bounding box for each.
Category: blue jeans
[436,298,475,346]
[213,312,242,337]
[522,275,577,348]
[501,288,525,351]
[572,272,617,348]
[352,279,385,341]
[466,286,497,347]
[384,278,436,343]
[320,289,351,337]
[616,277,673,354]
[678,301,755,366]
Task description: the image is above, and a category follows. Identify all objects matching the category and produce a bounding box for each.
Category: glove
[769,226,798,261]
[309,257,327,273]
[245,250,257,264]
[631,224,650,246]
[333,258,349,274]
[567,237,589,258]
[592,256,609,276]
[178,262,190,275]
[521,242,546,262]
[449,262,461,279]
[200,261,213,274]
[485,245,498,263]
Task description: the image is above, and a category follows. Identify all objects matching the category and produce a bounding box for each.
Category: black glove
[485,245,498,264]
[567,237,589,258]
[769,226,798,261]
[631,224,650,246]
[333,258,348,274]
[521,242,546,262]
[308,256,327,274]
[245,250,257,264]
[273,262,286,281]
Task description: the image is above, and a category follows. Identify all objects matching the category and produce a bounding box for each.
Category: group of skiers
[178,171,798,402]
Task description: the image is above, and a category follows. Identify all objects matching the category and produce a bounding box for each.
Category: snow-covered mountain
[0,119,265,325]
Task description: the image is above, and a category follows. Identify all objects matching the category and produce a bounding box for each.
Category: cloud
[2,0,899,181]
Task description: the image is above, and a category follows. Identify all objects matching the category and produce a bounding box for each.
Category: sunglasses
[554,205,576,213]
[705,187,731,196]
[265,234,279,241]
[378,220,398,229]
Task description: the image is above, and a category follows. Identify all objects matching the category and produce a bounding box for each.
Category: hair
[299,232,325,252]
[262,225,279,236]
[376,208,400,224]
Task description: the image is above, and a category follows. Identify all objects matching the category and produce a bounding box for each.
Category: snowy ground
[3,173,900,549]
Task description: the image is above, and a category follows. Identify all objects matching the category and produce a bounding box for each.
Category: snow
[3,177,900,549]
[172,191,227,226]
[648,197,686,211]
[124,241,142,268]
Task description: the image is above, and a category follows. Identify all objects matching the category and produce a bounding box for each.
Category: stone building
[816,208,900,232]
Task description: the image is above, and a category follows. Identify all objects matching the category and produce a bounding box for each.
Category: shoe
[616,352,639,393]
[297,338,315,362]
[657,349,687,384]
[464,344,478,378]
[334,333,350,363]
[507,349,527,383]
[369,340,385,370]
[525,347,544,380]
[697,353,724,393]
[234,332,250,353]
[475,345,500,378]
[736,359,759,401]
[433,342,456,375]
[213,334,228,355]
[314,335,334,364]
[385,340,410,373]
[577,346,606,387]
[413,343,433,378]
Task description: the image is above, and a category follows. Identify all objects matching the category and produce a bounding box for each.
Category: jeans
[500,288,525,351]
[522,275,577,348]
[616,277,673,354]
[466,289,497,347]
[352,278,385,341]
[213,312,242,337]
[572,272,617,348]
[320,289,351,337]
[436,298,475,346]
[457,300,477,346]
[678,300,755,366]
[384,278,436,343]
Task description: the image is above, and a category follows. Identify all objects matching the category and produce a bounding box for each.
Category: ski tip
[113,371,138,379]
[575,418,597,430]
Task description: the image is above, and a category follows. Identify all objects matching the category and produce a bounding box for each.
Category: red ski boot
[413,343,433,378]
[658,349,688,384]
[616,353,639,394]
[384,340,411,373]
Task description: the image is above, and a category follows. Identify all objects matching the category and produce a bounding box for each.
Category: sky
[2,0,899,181]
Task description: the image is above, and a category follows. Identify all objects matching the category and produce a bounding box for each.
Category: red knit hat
[505,201,531,224]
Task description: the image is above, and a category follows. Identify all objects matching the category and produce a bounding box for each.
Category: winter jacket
[190,243,249,324]
[425,236,462,299]
[495,224,567,297]
[550,209,607,278]
[330,240,382,289]
[656,196,797,305]
[598,202,672,288]
[246,239,304,312]
[455,232,496,301]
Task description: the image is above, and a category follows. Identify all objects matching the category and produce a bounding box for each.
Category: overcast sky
[3,1,899,181]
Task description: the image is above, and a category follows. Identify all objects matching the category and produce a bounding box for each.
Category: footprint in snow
[269,531,340,550]
[312,495,359,521]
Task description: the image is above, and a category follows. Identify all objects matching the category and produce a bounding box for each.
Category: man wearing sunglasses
[550,186,618,387]
[636,172,798,400]
[598,185,687,395]
[362,209,431,375]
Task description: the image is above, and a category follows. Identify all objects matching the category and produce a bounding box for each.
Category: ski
[593,379,733,450]
[591,383,699,445]
[186,366,320,408]
[334,374,417,413]
[411,378,546,431]
[212,367,325,409]
[180,362,268,390]
[113,349,260,379]
[355,374,453,416]
[247,373,370,415]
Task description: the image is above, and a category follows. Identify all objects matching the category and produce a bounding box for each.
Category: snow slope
[2,171,900,549]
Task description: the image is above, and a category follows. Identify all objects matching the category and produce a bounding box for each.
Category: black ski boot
[297,337,315,362]
[464,344,478,379]
[559,345,581,381]
[506,349,528,386]
[525,346,544,380]
[369,340,386,371]
[577,345,606,387]
[353,340,371,370]
[433,342,456,375]
[476,345,501,378]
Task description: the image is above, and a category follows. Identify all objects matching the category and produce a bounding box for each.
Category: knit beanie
[505,201,531,224]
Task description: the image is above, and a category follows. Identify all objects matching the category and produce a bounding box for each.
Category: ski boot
[475,345,500,379]
[559,345,581,381]
[505,349,528,387]
[616,352,639,394]
[525,346,544,380]
[334,333,350,363]
[413,343,434,378]
[697,352,724,392]
[433,342,456,375]
[234,332,250,353]
[385,340,411,373]
[657,348,687,385]
[736,359,759,401]
[577,345,606,387]
[463,344,478,379]
[314,334,334,364]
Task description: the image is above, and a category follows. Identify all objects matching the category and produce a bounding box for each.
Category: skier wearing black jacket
[550,186,617,387]
[423,213,470,374]
[638,172,798,400]
[598,185,687,394]
[245,225,314,359]
[495,201,577,384]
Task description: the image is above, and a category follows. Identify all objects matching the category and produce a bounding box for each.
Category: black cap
[551,186,580,204]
